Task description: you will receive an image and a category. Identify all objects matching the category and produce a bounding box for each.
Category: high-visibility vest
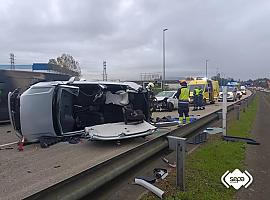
[179,87,190,101]
[194,88,200,96]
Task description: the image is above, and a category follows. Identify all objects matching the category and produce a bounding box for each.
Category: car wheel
[167,103,174,112]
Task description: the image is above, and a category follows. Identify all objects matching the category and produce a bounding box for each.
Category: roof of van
[188,80,207,84]
[30,81,142,90]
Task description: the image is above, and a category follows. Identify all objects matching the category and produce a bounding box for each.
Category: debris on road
[135,176,156,184]
[0,146,14,150]
[134,178,164,199]
[153,168,168,180]
[39,135,83,148]
[0,141,18,148]
[223,135,260,145]
[161,157,176,168]
[134,167,169,199]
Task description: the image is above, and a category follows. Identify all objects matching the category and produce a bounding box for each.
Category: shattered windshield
[156,91,176,97]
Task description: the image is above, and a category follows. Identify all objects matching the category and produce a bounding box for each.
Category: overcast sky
[0,0,270,80]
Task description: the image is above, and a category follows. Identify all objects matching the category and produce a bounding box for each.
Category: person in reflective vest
[193,87,200,111]
[146,82,156,119]
[174,81,190,124]
[198,87,205,110]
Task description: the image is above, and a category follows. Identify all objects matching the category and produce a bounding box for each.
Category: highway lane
[0,91,251,200]
[153,91,251,122]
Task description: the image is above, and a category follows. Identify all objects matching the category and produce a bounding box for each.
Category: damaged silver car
[8,79,157,142]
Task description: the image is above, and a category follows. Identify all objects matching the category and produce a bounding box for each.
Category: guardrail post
[217,111,222,120]
[234,105,240,120]
[243,100,246,113]
[167,136,187,191]
[222,86,227,136]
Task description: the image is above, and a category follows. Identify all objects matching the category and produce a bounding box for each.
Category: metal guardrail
[25,93,255,200]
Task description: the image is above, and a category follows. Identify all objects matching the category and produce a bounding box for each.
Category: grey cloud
[0,0,270,80]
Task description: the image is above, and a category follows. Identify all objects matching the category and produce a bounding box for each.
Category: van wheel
[167,103,174,112]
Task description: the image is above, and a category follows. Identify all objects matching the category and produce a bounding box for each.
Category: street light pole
[205,59,208,78]
[162,28,168,90]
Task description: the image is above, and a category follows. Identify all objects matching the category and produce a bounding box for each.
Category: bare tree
[49,54,81,76]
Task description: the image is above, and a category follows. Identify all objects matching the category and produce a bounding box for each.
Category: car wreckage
[155,91,178,112]
[8,79,157,142]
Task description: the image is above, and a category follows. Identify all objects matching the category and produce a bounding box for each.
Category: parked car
[8,79,157,142]
[155,90,178,111]
[240,86,247,95]
[236,89,242,100]
[218,87,237,102]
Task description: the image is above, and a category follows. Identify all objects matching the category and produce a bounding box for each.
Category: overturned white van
[8,80,156,142]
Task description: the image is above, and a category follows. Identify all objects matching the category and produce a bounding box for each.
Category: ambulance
[188,77,219,104]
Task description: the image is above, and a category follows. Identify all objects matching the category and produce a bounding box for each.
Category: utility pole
[162,28,168,90]
[205,59,208,78]
[103,61,107,81]
[10,53,15,70]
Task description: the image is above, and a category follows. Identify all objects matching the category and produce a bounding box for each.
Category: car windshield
[188,84,205,91]
[220,87,235,92]
[156,91,175,97]
[227,87,236,92]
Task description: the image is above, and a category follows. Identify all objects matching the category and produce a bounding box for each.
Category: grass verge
[142,96,259,200]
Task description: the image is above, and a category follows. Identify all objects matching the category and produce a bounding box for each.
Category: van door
[204,83,209,102]
[207,80,214,103]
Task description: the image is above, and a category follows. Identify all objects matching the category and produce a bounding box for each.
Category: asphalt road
[0,92,250,200]
[236,92,270,199]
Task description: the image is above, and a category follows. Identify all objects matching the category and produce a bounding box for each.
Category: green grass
[142,96,259,200]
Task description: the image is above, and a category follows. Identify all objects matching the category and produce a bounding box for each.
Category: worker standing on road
[174,81,190,125]
[193,86,200,111]
[198,86,205,110]
[146,82,156,120]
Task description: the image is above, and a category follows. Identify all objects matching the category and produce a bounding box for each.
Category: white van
[8,80,156,142]
[240,86,247,95]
